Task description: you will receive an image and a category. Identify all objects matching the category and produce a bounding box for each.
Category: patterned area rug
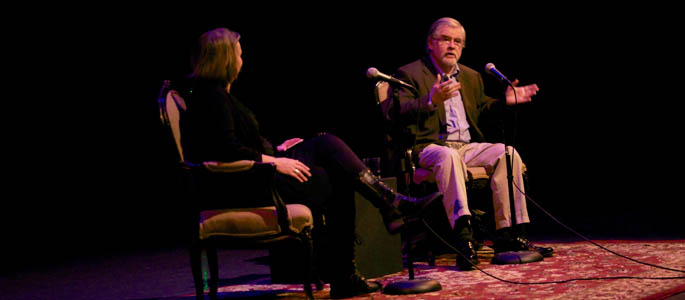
[189,240,685,299]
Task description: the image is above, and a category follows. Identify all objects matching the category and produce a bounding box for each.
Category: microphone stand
[504,81,517,234]
[381,78,441,296]
[491,79,542,265]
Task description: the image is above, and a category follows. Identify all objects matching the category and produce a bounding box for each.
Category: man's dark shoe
[455,239,479,270]
[493,236,554,257]
[517,237,554,257]
[330,272,382,299]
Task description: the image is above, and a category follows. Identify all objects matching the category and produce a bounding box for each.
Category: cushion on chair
[412,166,490,185]
[468,167,490,180]
[199,204,313,240]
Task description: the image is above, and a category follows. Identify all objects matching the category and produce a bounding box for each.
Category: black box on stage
[269,177,403,283]
[352,177,403,278]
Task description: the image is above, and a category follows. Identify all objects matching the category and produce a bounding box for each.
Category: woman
[179,28,441,298]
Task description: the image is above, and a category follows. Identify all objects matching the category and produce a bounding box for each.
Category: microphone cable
[421,218,685,285]
[417,68,685,284]
[392,64,684,283]
[506,73,684,274]
[513,181,685,274]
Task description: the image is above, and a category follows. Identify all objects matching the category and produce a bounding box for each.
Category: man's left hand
[505,79,539,105]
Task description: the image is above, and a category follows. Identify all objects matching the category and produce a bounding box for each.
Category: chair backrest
[158,80,187,163]
[374,81,390,104]
[374,81,393,123]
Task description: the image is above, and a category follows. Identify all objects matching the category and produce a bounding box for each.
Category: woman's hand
[275,157,311,182]
[263,154,311,182]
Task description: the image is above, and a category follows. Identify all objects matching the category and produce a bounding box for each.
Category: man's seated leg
[468,143,553,258]
[415,144,483,270]
[453,215,479,270]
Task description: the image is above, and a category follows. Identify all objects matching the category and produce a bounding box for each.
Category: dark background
[4,6,683,272]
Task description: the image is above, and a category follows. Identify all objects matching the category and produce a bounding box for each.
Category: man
[391,17,552,270]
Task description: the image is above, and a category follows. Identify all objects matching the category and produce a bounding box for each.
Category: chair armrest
[202,160,256,173]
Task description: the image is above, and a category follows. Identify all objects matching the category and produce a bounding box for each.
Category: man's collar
[426,55,459,78]
[448,64,461,79]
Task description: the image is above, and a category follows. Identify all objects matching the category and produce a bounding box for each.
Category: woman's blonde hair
[191,28,241,83]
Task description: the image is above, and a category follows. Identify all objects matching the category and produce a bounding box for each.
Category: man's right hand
[429,74,461,105]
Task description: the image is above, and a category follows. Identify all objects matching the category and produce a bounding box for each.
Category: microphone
[484,63,512,85]
[366,67,416,91]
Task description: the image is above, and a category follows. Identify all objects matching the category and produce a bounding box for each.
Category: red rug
[196,240,685,299]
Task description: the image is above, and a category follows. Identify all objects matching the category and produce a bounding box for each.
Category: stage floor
[2,236,684,300]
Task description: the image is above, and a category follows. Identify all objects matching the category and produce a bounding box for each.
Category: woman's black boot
[356,169,442,234]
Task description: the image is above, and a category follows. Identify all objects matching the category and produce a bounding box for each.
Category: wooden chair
[158,80,316,300]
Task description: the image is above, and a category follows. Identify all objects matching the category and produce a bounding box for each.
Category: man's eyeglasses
[432,35,465,48]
